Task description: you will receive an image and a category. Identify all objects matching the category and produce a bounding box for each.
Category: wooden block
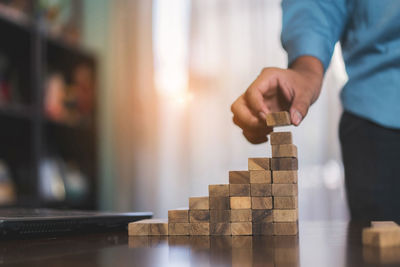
[168,209,189,223]
[251,197,273,209]
[371,221,398,228]
[271,158,298,170]
[128,219,151,236]
[210,223,231,235]
[250,170,271,183]
[209,197,230,210]
[274,197,298,209]
[270,132,292,145]
[189,197,209,210]
[128,219,169,236]
[273,222,298,235]
[210,210,231,223]
[248,158,270,170]
[272,184,298,196]
[252,210,273,223]
[229,184,250,196]
[266,111,291,127]
[150,220,169,236]
[231,222,252,235]
[252,223,274,235]
[231,209,252,222]
[250,183,272,197]
[229,171,250,184]
[362,227,400,247]
[209,184,229,197]
[271,144,297,158]
[273,209,298,222]
[190,223,210,235]
[168,223,190,235]
[230,197,251,209]
[273,171,298,184]
[189,210,210,223]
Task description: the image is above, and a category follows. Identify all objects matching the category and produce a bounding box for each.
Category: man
[231,0,400,221]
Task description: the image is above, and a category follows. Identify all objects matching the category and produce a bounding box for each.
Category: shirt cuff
[282,31,335,71]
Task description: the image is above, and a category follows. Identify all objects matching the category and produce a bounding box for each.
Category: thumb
[290,93,311,126]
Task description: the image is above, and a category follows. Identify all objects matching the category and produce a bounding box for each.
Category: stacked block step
[129,111,299,236]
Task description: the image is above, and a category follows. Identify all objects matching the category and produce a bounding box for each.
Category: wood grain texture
[271,144,297,158]
[229,171,250,184]
[270,132,292,145]
[250,183,272,197]
[209,184,230,197]
[273,209,298,222]
[362,227,400,247]
[266,111,291,127]
[272,171,298,184]
[248,158,271,170]
[168,223,190,235]
[251,197,273,209]
[189,197,209,210]
[231,222,252,235]
[272,184,298,196]
[230,197,251,209]
[128,219,151,236]
[150,220,169,235]
[271,158,298,171]
[250,171,271,183]
[252,210,273,223]
[230,209,252,222]
[209,197,230,210]
[210,210,231,223]
[229,184,250,196]
[252,223,274,235]
[190,223,210,235]
[274,197,298,209]
[273,222,299,235]
[189,210,210,223]
[210,223,231,235]
[168,209,189,223]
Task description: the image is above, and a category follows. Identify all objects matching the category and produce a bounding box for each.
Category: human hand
[231,56,323,144]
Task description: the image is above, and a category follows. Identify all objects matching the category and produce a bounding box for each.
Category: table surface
[0,221,399,267]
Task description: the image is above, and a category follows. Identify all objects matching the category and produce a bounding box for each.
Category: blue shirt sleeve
[281,0,349,70]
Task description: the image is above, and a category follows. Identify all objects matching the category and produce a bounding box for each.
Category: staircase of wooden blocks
[129,111,298,236]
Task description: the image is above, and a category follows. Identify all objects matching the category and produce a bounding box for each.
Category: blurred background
[0,0,349,220]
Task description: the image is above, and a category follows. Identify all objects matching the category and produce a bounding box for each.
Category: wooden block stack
[129,111,299,236]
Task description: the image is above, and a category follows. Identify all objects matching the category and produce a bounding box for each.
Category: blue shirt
[281,0,400,129]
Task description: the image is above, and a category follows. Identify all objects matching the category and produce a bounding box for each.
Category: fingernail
[293,110,303,125]
[259,112,266,120]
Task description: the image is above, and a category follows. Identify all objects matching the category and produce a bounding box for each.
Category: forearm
[289,56,324,104]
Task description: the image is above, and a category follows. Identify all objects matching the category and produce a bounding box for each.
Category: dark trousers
[340,111,400,221]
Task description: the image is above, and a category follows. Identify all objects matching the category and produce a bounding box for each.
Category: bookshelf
[0,2,97,209]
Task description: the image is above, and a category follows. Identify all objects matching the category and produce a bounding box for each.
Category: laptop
[0,208,152,239]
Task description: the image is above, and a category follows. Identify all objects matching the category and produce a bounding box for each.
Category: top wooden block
[371,221,398,228]
[229,171,250,184]
[189,197,209,210]
[209,184,230,197]
[266,112,291,127]
[270,132,293,145]
[248,158,270,171]
[168,209,189,223]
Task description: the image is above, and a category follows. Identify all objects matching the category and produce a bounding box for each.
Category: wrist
[289,56,324,103]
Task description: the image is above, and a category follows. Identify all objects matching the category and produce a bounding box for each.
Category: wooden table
[0,221,398,266]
